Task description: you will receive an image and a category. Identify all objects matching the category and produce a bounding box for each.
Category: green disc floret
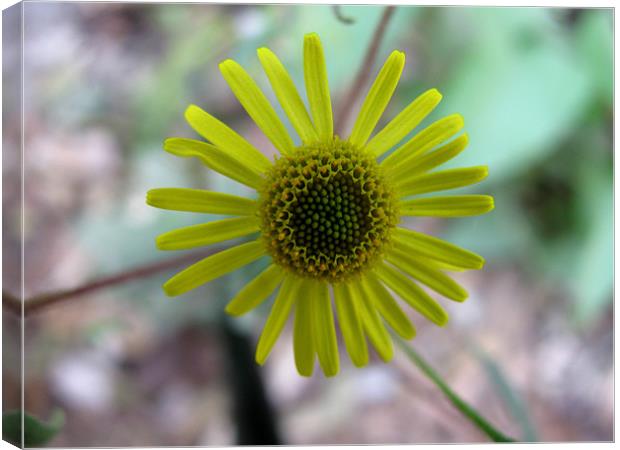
[258,138,399,282]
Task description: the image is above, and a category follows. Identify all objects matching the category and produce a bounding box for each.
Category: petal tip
[324,367,339,378]
[162,281,180,297]
[452,113,465,127]
[405,327,417,340]
[390,49,406,61]
[428,87,442,100]
[436,314,449,327]
[155,235,165,250]
[352,360,368,368]
[255,350,268,366]
[184,104,202,121]
[224,304,242,317]
[455,290,469,303]
[145,190,157,206]
[476,166,490,180]
[218,59,237,74]
[256,48,267,60]
[304,31,320,40]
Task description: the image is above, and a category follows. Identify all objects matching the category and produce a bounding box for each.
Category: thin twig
[3,247,222,316]
[335,5,396,135]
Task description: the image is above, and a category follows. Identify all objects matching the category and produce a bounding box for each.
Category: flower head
[147,33,494,377]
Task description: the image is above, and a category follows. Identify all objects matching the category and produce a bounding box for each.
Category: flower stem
[335,5,397,134]
[394,336,517,442]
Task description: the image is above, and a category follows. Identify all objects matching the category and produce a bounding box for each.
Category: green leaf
[571,157,613,324]
[574,10,613,103]
[472,347,537,441]
[394,338,516,442]
[3,410,65,447]
[421,8,593,180]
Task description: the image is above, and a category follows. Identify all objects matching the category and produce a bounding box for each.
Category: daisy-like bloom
[147,33,494,377]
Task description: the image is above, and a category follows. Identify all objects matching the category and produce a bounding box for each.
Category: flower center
[258,138,399,282]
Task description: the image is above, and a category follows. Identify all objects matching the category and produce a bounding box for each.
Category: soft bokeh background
[3,3,613,445]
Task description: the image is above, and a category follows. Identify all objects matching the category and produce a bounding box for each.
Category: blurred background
[3,3,613,445]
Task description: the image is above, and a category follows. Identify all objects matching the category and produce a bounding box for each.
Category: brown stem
[335,5,396,135]
[3,247,222,316]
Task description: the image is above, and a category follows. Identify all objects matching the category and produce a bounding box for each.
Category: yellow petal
[396,166,489,197]
[163,138,264,189]
[304,33,333,140]
[156,217,259,251]
[352,280,393,362]
[146,188,257,215]
[401,195,495,217]
[310,280,339,377]
[257,47,318,144]
[374,262,448,327]
[386,248,469,302]
[184,104,272,172]
[366,88,442,157]
[225,264,285,316]
[333,281,369,367]
[383,114,464,171]
[163,240,265,297]
[393,227,484,270]
[256,275,302,365]
[349,51,405,147]
[393,133,469,177]
[361,274,416,339]
[219,59,294,155]
[294,280,315,376]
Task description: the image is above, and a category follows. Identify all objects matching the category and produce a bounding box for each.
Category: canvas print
[2,2,613,446]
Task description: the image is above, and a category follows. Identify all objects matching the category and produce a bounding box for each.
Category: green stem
[394,337,516,442]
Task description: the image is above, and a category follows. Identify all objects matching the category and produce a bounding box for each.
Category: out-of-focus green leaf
[395,338,516,442]
[472,347,537,441]
[417,8,593,179]
[3,410,65,447]
[571,157,613,324]
[574,10,613,103]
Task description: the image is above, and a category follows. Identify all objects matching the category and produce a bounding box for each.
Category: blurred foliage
[3,410,65,447]
[472,346,537,441]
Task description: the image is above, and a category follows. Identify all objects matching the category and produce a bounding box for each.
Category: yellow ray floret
[294,285,316,376]
[349,50,405,147]
[257,47,319,144]
[366,88,442,157]
[164,137,264,189]
[304,33,333,140]
[225,264,285,316]
[163,241,265,297]
[156,217,260,251]
[146,188,257,215]
[220,59,295,155]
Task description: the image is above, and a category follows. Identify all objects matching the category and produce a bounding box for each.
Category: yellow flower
[147,33,494,377]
